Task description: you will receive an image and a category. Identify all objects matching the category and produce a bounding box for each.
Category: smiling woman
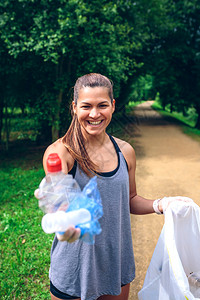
[73,87,115,136]
[40,74,137,300]
[62,74,115,176]
[35,73,190,300]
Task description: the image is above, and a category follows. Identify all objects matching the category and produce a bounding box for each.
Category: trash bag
[138,201,200,300]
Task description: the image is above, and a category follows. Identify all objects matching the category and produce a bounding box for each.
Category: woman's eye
[99,104,108,108]
[81,105,90,109]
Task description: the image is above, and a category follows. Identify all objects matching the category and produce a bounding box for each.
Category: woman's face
[73,86,115,137]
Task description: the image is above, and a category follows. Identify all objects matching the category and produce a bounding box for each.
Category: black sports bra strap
[68,160,77,178]
[107,133,121,153]
[68,133,128,178]
[108,133,128,171]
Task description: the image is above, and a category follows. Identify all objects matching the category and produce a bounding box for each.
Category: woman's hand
[34,188,40,199]
[56,226,81,242]
[34,189,81,243]
[158,196,194,214]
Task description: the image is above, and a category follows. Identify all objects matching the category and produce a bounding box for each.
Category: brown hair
[62,73,114,176]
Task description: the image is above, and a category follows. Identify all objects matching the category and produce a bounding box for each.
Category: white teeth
[88,121,102,125]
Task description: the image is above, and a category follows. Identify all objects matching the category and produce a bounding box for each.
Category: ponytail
[62,114,98,176]
[62,73,113,176]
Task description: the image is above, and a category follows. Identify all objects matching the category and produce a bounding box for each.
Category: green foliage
[153,100,200,142]
[148,0,200,127]
[152,101,200,138]
[128,75,154,102]
[0,0,144,142]
[1,0,200,143]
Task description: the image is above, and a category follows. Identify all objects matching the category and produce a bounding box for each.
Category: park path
[127,101,200,299]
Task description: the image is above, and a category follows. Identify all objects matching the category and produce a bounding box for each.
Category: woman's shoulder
[43,139,74,174]
[112,136,135,155]
[43,138,67,157]
[112,136,136,169]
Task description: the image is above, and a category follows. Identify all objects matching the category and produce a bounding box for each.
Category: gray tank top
[49,135,135,300]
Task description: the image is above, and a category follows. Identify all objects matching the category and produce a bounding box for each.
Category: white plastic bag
[138,201,200,300]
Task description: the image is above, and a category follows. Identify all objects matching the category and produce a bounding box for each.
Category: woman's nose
[89,108,99,118]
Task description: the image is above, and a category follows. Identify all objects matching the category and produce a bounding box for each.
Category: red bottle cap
[46,153,62,172]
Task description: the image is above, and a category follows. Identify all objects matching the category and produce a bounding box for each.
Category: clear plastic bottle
[42,209,91,234]
[37,153,103,243]
[38,153,81,213]
[188,271,200,297]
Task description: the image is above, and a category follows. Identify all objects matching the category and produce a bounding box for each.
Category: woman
[37,73,192,300]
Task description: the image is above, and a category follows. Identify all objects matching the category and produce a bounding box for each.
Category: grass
[151,101,200,141]
[0,155,54,299]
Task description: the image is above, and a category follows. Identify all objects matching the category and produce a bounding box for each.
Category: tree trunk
[51,57,72,142]
[5,101,9,151]
[51,58,64,142]
[170,103,173,113]
[0,98,3,144]
[51,89,63,141]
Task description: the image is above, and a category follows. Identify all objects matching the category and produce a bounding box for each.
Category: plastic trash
[68,175,103,244]
[37,153,103,244]
[38,153,81,213]
[42,209,91,234]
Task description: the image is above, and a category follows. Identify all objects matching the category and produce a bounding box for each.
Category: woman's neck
[82,130,108,149]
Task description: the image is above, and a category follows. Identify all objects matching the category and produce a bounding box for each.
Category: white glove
[153,196,194,214]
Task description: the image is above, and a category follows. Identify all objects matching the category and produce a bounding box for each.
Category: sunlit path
[128,101,200,299]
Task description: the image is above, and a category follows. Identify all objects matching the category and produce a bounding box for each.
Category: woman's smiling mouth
[87,120,103,125]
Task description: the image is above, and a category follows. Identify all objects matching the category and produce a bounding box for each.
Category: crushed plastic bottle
[68,175,103,244]
[188,271,200,297]
[42,209,91,234]
[38,153,81,213]
[37,153,103,244]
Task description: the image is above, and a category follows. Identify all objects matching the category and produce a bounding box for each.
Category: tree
[116,0,172,107]
[148,0,200,128]
[0,0,140,141]
[0,44,19,148]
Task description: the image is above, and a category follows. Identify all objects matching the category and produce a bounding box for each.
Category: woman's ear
[72,101,77,114]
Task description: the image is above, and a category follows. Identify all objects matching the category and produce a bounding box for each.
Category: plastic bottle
[38,153,81,213]
[188,271,200,297]
[37,153,103,243]
[42,209,91,234]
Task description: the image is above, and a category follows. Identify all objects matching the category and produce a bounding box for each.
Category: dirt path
[128,101,200,299]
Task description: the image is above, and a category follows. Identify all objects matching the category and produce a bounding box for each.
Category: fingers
[56,226,81,243]
[34,188,45,200]
[35,189,82,243]
[175,196,193,203]
[34,189,40,199]
[161,196,194,213]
